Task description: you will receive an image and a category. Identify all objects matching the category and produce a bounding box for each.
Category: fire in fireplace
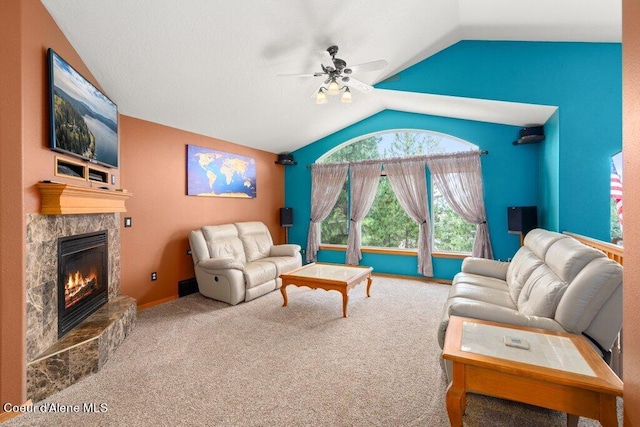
[58,231,108,338]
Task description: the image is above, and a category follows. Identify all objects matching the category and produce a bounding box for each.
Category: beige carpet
[4,277,621,426]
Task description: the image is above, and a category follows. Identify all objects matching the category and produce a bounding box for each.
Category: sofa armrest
[270,244,301,257]
[438,299,568,349]
[198,257,244,273]
[448,300,565,332]
[461,257,509,281]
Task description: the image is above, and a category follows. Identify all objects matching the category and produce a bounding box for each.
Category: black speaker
[507,206,538,235]
[280,207,293,228]
[513,125,545,145]
[275,153,297,165]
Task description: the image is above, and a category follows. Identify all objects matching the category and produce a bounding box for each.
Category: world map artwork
[187,145,257,198]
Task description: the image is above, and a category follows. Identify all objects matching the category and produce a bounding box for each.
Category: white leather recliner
[438,229,623,362]
[189,221,302,305]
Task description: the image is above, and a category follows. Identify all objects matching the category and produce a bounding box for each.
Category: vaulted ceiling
[40,0,621,154]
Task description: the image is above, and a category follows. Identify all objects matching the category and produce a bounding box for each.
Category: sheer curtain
[306,163,349,263]
[346,162,382,265]
[426,152,493,259]
[385,159,433,276]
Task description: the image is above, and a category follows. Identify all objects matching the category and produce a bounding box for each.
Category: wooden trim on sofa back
[563,232,624,266]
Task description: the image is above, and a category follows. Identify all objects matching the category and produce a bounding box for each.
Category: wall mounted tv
[48,48,119,168]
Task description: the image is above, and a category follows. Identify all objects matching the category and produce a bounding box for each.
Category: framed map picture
[186,144,257,198]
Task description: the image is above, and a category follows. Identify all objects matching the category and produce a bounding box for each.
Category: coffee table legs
[280,274,372,318]
[342,291,349,317]
[446,362,466,427]
[280,283,288,307]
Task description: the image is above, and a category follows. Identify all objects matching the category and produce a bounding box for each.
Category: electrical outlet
[111,175,116,185]
[124,217,132,228]
[151,272,157,281]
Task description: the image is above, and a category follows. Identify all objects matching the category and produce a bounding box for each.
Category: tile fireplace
[26,213,136,402]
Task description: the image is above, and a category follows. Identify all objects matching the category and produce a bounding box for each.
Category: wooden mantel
[37,183,132,215]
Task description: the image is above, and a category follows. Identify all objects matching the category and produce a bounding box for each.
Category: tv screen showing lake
[84,116,118,167]
[50,49,119,168]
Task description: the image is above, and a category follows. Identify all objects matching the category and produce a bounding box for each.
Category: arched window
[318,129,479,253]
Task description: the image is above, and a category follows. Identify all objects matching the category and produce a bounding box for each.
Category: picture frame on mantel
[186,144,257,198]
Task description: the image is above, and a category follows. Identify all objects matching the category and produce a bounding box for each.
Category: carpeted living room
[2,1,640,426]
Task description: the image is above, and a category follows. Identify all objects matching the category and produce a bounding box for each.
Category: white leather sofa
[437,228,623,360]
[189,221,302,305]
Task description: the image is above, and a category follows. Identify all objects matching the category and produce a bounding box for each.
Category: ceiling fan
[279,45,389,104]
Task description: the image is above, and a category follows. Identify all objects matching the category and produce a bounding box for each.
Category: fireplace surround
[26,212,136,402]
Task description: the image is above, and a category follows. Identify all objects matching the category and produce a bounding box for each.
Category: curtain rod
[305,150,489,169]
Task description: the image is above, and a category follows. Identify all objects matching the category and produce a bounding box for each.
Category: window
[362,176,418,248]
[432,186,477,252]
[319,130,478,252]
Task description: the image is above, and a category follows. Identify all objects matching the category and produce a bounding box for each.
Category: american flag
[611,159,623,229]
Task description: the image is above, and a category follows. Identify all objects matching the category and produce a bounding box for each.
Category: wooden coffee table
[442,316,623,427]
[279,262,373,317]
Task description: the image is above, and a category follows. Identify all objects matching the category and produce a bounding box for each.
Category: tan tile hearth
[26,295,136,402]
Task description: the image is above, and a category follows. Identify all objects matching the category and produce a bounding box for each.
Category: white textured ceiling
[40,0,621,154]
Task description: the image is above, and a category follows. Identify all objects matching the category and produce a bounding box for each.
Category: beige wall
[623,0,640,424]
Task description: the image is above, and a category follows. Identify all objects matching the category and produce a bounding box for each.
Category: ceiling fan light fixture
[327,79,341,95]
[340,87,352,103]
[316,88,328,104]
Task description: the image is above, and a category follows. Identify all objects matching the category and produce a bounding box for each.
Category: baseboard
[137,295,178,311]
[372,271,452,285]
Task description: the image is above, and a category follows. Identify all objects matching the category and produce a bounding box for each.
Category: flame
[64,267,99,309]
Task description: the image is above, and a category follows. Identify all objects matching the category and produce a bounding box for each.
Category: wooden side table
[442,316,623,426]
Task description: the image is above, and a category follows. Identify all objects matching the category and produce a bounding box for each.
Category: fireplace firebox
[58,231,108,338]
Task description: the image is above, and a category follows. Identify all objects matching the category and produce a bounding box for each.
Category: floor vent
[178,278,198,297]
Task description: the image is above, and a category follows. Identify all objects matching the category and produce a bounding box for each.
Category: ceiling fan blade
[344,77,373,93]
[277,72,321,78]
[314,49,335,69]
[347,59,389,73]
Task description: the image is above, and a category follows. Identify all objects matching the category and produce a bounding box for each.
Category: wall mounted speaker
[275,153,297,165]
[507,206,538,235]
[280,207,293,228]
[513,125,545,145]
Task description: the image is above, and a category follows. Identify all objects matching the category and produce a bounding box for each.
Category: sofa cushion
[506,248,544,302]
[555,257,623,335]
[517,264,567,317]
[544,238,605,283]
[452,272,509,292]
[243,261,277,288]
[447,283,516,309]
[523,229,567,259]
[261,256,301,276]
[202,225,247,264]
[236,222,274,262]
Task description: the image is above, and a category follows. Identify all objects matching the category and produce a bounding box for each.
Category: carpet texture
[4,277,621,426]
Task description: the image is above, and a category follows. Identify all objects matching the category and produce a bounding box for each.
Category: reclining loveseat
[438,228,623,363]
[189,221,302,305]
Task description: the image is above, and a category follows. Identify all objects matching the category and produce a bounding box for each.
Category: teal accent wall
[540,110,560,231]
[285,41,621,280]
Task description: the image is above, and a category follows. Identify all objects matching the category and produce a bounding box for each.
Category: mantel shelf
[37,183,133,215]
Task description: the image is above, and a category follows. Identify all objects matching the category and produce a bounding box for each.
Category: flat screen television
[48,48,119,168]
